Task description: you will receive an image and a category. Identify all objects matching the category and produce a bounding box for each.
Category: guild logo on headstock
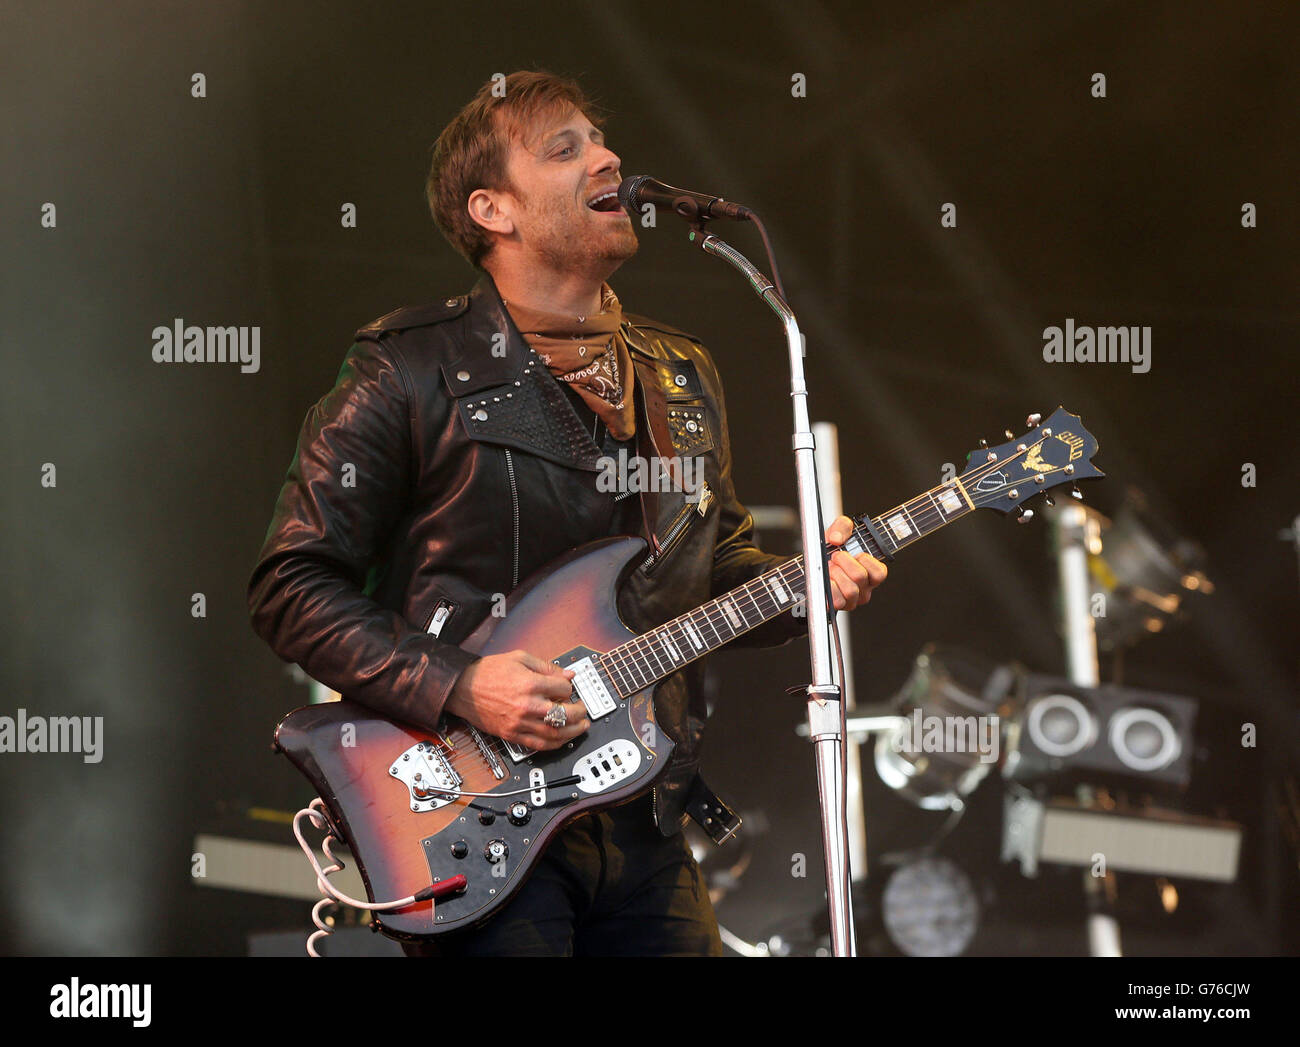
[1057,430,1086,462]
[975,469,1009,493]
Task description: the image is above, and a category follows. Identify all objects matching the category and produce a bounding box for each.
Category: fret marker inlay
[887,513,912,540]
[683,620,704,650]
[721,599,742,630]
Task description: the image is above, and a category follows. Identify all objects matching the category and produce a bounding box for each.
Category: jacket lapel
[447,275,687,552]
[449,274,606,472]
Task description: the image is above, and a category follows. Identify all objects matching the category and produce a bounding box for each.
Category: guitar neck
[596,477,976,697]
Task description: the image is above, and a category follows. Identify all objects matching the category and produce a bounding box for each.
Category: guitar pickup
[569,656,617,720]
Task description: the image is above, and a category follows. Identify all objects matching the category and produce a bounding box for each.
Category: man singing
[248,70,886,956]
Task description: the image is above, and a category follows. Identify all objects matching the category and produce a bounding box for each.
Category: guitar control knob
[508,801,531,826]
[484,839,509,864]
[478,809,496,826]
[450,840,469,860]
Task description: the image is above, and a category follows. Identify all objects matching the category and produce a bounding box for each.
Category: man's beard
[525,196,639,275]
[537,225,639,274]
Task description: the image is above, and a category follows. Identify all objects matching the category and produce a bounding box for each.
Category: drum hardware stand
[1049,502,1122,957]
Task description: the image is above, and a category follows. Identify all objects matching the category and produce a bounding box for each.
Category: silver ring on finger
[544,703,567,729]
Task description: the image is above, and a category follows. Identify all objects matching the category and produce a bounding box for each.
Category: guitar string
[600,440,1080,695]
[432,434,1086,774]
[434,577,808,771]
[605,445,1035,687]
[438,490,1078,779]
[604,451,1046,688]
[609,559,808,692]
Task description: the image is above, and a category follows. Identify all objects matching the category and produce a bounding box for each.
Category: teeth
[588,191,618,208]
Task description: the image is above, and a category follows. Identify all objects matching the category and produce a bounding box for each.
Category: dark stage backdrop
[1,0,1295,955]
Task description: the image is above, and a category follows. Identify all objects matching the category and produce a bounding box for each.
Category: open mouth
[587,190,622,213]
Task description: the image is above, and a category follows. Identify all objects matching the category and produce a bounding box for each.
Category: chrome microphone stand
[686,223,856,956]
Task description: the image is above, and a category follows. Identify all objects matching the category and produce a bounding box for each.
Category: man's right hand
[444,649,588,751]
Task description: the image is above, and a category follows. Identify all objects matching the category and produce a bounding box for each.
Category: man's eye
[555,146,575,158]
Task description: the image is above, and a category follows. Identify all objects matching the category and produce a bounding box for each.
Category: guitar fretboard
[596,479,974,697]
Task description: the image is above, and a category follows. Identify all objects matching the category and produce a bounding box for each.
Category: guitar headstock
[959,407,1103,521]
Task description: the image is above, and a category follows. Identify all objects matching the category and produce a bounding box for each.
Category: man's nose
[592,143,622,177]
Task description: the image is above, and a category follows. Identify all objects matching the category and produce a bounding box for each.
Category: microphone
[618,175,754,222]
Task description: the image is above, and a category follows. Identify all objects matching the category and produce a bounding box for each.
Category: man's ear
[467,187,515,238]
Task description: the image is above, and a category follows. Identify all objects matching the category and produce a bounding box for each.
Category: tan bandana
[501,283,637,441]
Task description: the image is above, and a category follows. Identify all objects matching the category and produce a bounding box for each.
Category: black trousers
[401,793,723,957]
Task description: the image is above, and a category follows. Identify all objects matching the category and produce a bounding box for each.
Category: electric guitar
[274,407,1101,939]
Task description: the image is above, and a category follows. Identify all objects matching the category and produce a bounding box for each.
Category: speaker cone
[1109,706,1181,772]
[1026,694,1096,757]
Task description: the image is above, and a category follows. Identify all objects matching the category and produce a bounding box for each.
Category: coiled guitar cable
[292,797,466,957]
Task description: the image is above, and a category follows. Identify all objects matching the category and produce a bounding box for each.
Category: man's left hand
[824,515,887,612]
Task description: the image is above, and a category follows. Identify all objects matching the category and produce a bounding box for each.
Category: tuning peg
[978,438,989,449]
[1026,413,1042,427]
[1043,494,1055,507]
[1004,429,1015,440]
[1017,508,1035,524]
[1070,484,1084,500]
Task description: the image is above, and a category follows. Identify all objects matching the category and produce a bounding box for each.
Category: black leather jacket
[248,272,806,834]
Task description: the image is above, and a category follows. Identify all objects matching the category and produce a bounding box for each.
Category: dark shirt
[557,380,643,543]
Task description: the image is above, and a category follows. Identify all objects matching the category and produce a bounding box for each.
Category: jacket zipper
[503,448,520,589]
[425,598,457,638]
[639,481,712,574]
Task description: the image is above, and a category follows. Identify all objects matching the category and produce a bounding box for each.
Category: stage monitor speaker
[1003,676,1197,788]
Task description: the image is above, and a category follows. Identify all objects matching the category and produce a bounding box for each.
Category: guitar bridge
[390,740,461,813]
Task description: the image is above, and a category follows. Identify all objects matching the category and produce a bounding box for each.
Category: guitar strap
[684,773,743,843]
